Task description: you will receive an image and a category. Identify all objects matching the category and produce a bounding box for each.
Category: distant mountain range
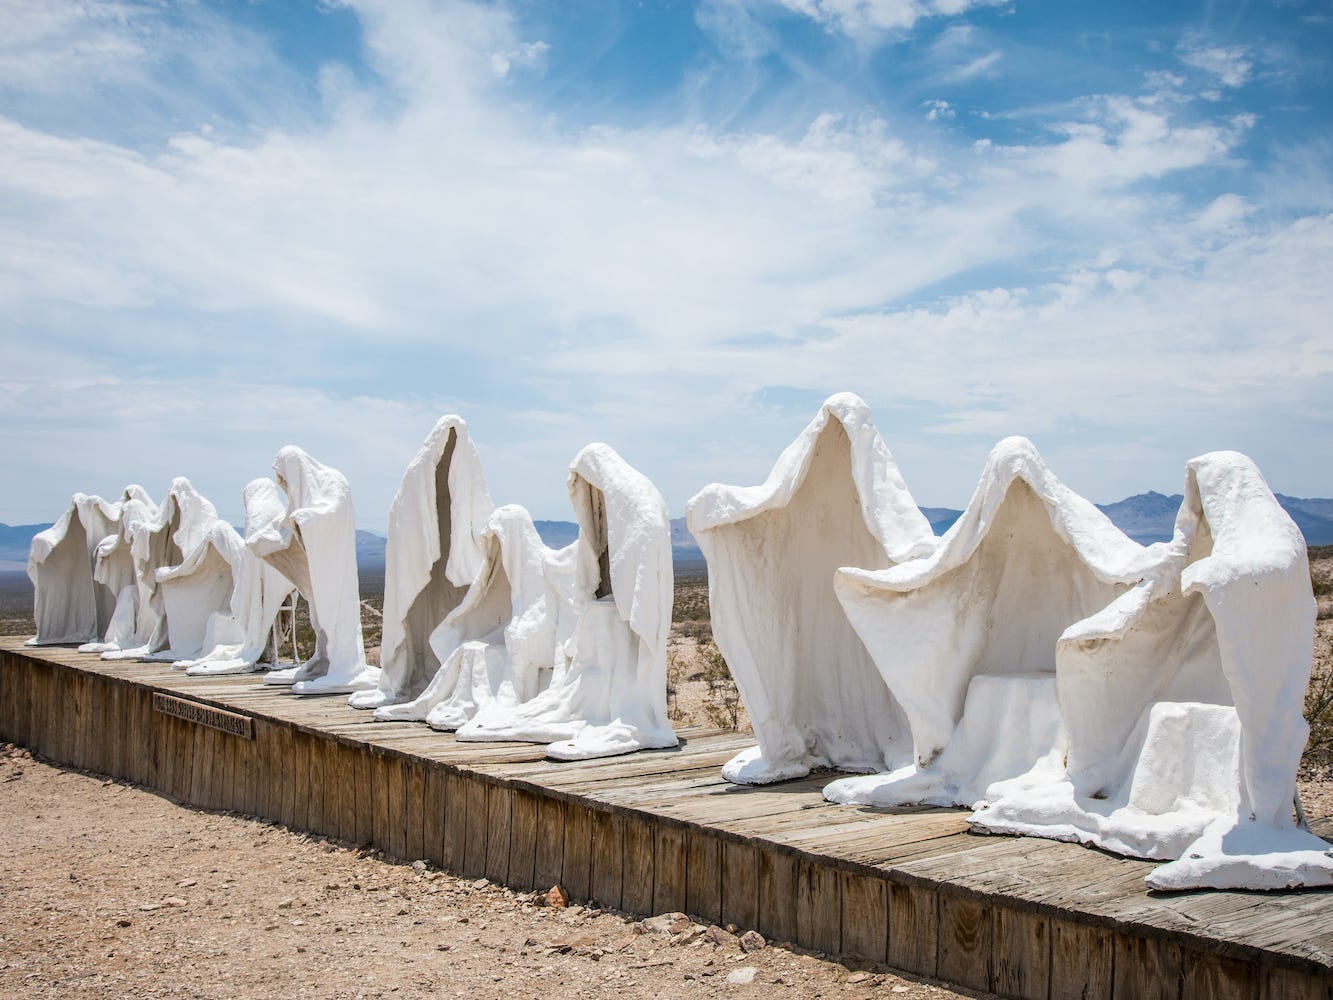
[5,489,1333,575]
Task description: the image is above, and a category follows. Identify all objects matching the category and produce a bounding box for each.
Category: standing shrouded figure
[99,478,219,661]
[246,446,378,695]
[457,444,677,760]
[686,393,937,785]
[28,486,154,647]
[373,503,561,730]
[349,416,492,710]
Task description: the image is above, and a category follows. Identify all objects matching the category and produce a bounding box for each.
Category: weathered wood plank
[993,907,1049,1000]
[685,829,721,926]
[534,795,566,891]
[756,848,797,945]
[621,815,655,916]
[386,753,409,861]
[1260,965,1333,1000]
[590,808,623,911]
[371,749,392,854]
[422,763,446,869]
[463,775,488,876]
[485,782,512,885]
[1050,917,1113,1000]
[1181,949,1261,1000]
[721,841,758,933]
[508,789,539,892]
[306,728,326,835]
[938,892,991,993]
[406,759,426,862]
[840,870,887,964]
[560,801,592,903]
[797,858,841,955]
[1112,933,1183,1000]
[441,770,467,874]
[653,824,687,916]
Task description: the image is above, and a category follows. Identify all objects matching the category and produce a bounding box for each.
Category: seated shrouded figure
[374,504,562,729]
[826,437,1154,811]
[99,478,219,661]
[79,492,160,654]
[349,416,492,710]
[28,486,154,646]
[456,444,678,761]
[161,484,298,675]
[971,452,1332,891]
[686,392,938,785]
[246,446,378,695]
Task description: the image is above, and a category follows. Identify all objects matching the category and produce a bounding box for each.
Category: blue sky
[2,0,1331,529]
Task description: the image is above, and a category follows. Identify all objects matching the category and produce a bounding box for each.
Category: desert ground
[0,551,1330,996]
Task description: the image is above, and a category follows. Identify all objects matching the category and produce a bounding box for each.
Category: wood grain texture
[721,841,759,933]
[939,892,991,993]
[1049,917,1112,1000]
[685,829,721,926]
[485,782,512,884]
[590,808,624,911]
[621,815,655,916]
[560,801,592,903]
[654,824,687,916]
[840,871,887,964]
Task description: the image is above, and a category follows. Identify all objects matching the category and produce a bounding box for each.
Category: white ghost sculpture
[457,444,678,760]
[166,483,298,675]
[78,491,162,654]
[374,504,561,730]
[246,446,378,695]
[99,478,219,661]
[349,416,493,710]
[826,437,1157,809]
[970,452,1332,891]
[686,393,938,785]
[28,486,154,646]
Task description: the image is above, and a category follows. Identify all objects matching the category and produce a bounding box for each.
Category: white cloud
[1178,33,1253,89]
[923,99,954,121]
[772,0,999,38]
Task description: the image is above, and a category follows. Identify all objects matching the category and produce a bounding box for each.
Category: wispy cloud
[1177,31,1253,89]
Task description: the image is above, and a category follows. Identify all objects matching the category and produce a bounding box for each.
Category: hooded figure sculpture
[969,452,1332,891]
[349,416,492,710]
[456,444,677,760]
[166,480,298,675]
[77,489,161,653]
[99,478,219,661]
[826,437,1154,810]
[687,393,938,785]
[246,446,378,695]
[373,504,562,730]
[28,486,154,646]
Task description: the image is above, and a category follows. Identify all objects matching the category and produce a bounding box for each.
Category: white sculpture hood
[169,483,298,676]
[457,443,677,760]
[374,503,561,729]
[28,485,155,646]
[98,478,219,660]
[686,392,938,784]
[972,451,1330,890]
[349,415,493,710]
[831,436,1156,779]
[246,446,377,695]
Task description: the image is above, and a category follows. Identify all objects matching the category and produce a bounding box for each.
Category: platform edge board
[3,638,1333,994]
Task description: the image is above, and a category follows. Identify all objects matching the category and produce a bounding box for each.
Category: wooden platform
[2,636,1331,999]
